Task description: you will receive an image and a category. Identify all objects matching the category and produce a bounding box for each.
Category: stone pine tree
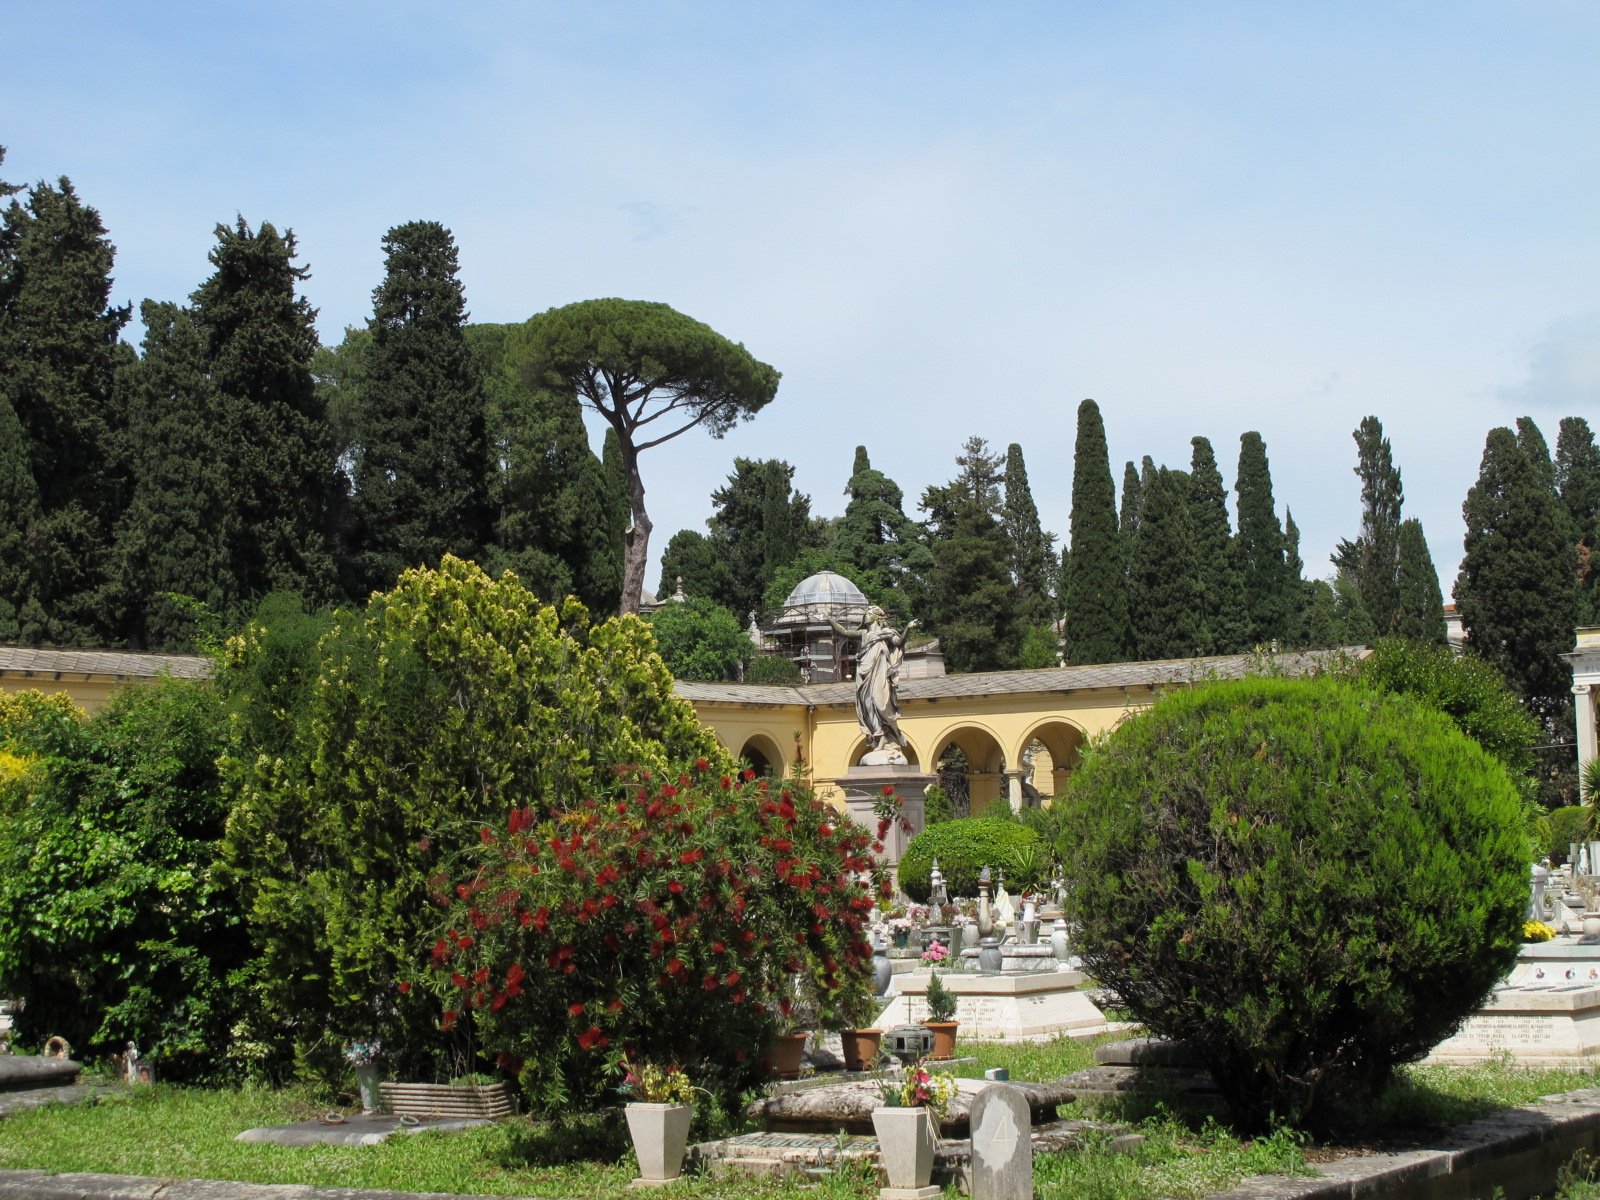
[1065,400,1130,665]
[1333,416,1404,638]
[0,175,131,642]
[191,218,336,605]
[1556,417,1600,624]
[471,322,621,614]
[1189,436,1249,654]
[1455,426,1579,727]
[1234,432,1292,647]
[922,437,1020,672]
[1395,518,1447,646]
[347,221,492,595]
[111,301,233,647]
[831,445,933,615]
[510,299,780,615]
[1127,466,1207,660]
[1002,443,1056,628]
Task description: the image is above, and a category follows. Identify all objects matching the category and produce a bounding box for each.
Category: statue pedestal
[836,766,936,888]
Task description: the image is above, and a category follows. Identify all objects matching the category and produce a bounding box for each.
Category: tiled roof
[0,645,212,680]
[675,647,1362,707]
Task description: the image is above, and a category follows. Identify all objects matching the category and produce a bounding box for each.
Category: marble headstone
[969,1084,1033,1200]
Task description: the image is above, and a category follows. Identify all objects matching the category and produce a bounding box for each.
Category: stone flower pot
[625,1101,694,1184]
[872,1103,936,1191]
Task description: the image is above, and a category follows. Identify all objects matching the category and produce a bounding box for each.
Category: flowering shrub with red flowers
[417,763,889,1111]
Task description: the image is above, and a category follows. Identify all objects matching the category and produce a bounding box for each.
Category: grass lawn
[0,1040,1595,1200]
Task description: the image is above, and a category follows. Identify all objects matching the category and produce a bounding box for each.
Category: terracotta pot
[872,1104,935,1190]
[923,1020,958,1061]
[764,1030,810,1080]
[840,1028,883,1072]
[625,1101,693,1183]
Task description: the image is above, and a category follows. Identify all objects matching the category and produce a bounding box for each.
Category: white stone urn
[625,1101,693,1184]
[872,1103,936,1191]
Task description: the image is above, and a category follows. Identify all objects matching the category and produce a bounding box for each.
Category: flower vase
[961,923,979,951]
[353,1063,382,1114]
[872,1104,936,1191]
[625,1101,693,1184]
[893,928,910,949]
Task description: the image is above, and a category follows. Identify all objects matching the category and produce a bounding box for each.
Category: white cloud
[1499,316,1600,412]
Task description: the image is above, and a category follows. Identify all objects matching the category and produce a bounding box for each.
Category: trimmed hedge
[899,818,1039,902]
[1061,675,1527,1131]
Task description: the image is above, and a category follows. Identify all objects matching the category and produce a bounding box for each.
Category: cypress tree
[1516,416,1557,492]
[1189,436,1249,654]
[1283,509,1308,646]
[0,176,131,642]
[347,221,491,594]
[0,393,42,641]
[1234,432,1292,646]
[923,437,1018,671]
[1395,518,1447,646]
[703,458,814,617]
[191,218,336,605]
[1119,461,1142,541]
[1556,417,1600,623]
[1065,400,1130,664]
[1002,443,1055,629]
[1333,416,1403,637]
[833,445,932,612]
[1332,569,1376,645]
[1127,466,1206,660]
[1455,426,1579,725]
[111,301,233,646]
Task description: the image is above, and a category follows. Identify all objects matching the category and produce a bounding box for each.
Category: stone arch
[928,722,1008,818]
[737,732,787,779]
[1014,719,1088,802]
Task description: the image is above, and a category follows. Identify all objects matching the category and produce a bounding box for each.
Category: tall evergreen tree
[1119,461,1142,542]
[347,221,491,595]
[1283,509,1309,645]
[1516,416,1557,492]
[1233,432,1292,646]
[1064,400,1130,664]
[922,437,1018,672]
[472,322,620,613]
[1395,518,1447,646]
[1455,426,1579,726]
[0,393,42,641]
[1001,443,1055,628]
[831,445,932,614]
[0,176,131,642]
[1556,417,1600,624]
[1333,416,1404,637]
[191,218,335,605]
[111,301,232,646]
[1127,466,1206,660]
[1188,436,1249,654]
[706,458,814,617]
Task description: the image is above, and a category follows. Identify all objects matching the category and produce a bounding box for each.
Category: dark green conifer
[1283,509,1309,646]
[1002,443,1056,628]
[1189,437,1249,654]
[0,393,42,641]
[1395,518,1447,646]
[922,437,1019,672]
[1065,400,1130,664]
[0,176,131,642]
[1128,466,1206,660]
[191,218,335,604]
[1119,462,1142,541]
[1455,426,1579,725]
[1333,416,1403,637]
[1556,417,1600,624]
[1233,432,1292,646]
[1516,416,1556,492]
[347,221,491,594]
[831,445,932,613]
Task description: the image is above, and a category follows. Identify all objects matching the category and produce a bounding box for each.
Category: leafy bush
[899,818,1039,902]
[1061,676,1527,1131]
[1546,805,1592,863]
[421,766,883,1110]
[0,682,243,1079]
[645,596,751,681]
[219,556,723,1083]
[923,782,954,826]
[745,653,803,685]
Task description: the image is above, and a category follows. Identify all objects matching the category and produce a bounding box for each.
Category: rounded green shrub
[1545,805,1592,864]
[1061,675,1527,1131]
[899,818,1039,902]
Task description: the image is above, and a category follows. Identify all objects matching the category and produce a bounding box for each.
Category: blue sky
[7,2,1598,600]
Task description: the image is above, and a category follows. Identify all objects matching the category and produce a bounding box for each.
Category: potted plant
[766,973,819,1080]
[922,970,959,1060]
[872,1062,957,1192]
[621,1061,697,1185]
[342,1040,383,1114]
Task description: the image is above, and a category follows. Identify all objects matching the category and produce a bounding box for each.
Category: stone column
[1576,682,1598,796]
[1003,768,1025,814]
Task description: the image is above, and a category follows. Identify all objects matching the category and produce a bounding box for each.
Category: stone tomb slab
[235,1114,490,1147]
[750,1076,1074,1137]
[969,1084,1033,1200]
[877,970,1109,1041]
[0,1055,81,1092]
[1428,980,1600,1063]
